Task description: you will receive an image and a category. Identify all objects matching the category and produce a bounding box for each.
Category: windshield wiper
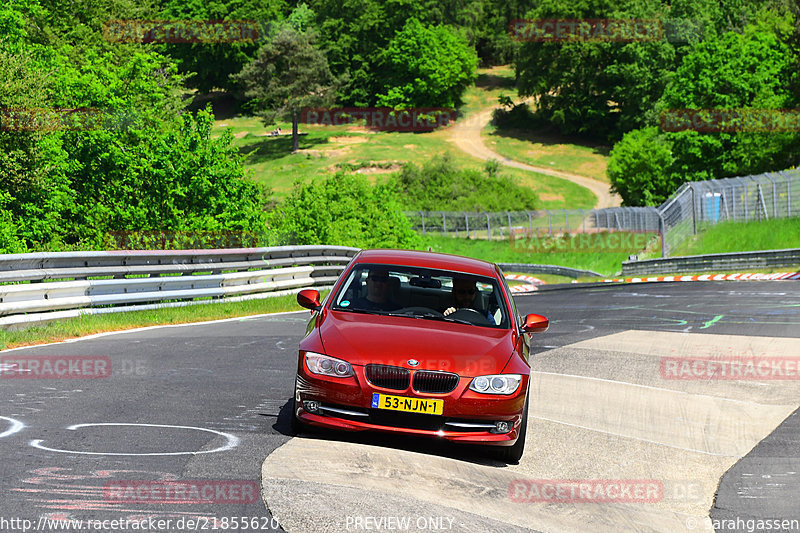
[407,310,474,325]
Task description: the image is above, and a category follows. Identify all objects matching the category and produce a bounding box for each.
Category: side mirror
[297,289,321,311]
[522,313,549,333]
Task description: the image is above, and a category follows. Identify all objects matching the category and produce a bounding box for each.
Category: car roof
[353,249,499,277]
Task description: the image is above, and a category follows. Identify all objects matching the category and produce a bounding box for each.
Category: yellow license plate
[372,393,443,415]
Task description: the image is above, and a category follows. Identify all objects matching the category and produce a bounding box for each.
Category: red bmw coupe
[292,249,548,462]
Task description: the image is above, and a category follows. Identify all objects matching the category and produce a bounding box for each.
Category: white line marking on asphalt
[527,414,737,457]
[0,416,25,438]
[29,422,239,456]
[533,370,765,406]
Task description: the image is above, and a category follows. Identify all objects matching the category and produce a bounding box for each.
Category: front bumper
[294,366,527,446]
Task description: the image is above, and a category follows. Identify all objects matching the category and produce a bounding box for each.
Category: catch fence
[406,169,800,257]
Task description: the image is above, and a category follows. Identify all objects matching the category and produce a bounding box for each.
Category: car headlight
[305,352,354,378]
[469,374,522,395]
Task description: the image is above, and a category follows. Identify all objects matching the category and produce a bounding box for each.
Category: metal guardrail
[0,246,360,328]
[498,263,602,279]
[621,248,800,276]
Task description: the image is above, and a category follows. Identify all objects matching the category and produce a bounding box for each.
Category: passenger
[352,268,400,311]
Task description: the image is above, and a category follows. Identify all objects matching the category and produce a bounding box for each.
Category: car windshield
[330,264,510,328]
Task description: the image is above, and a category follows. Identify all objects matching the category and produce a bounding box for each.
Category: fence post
[506,211,512,238]
[658,211,667,258]
[744,184,749,221]
[485,212,491,241]
[420,211,426,234]
[442,212,447,236]
[463,211,469,238]
[690,185,697,235]
[548,212,552,236]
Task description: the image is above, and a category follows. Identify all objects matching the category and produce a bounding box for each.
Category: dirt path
[449,107,621,209]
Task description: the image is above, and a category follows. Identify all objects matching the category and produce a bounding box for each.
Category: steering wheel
[449,308,492,326]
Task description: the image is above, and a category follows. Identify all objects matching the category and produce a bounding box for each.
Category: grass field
[0,293,320,351]
[482,125,611,182]
[665,217,800,257]
[418,234,654,276]
[211,66,598,210]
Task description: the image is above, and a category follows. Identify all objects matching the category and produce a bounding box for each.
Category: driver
[443,278,496,324]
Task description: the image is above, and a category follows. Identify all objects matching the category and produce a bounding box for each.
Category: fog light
[303,400,321,414]
[494,421,510,433]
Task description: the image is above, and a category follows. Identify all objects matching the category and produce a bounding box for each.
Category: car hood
[318,310,516,377]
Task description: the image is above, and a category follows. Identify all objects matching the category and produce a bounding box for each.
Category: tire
[494,395,529,464]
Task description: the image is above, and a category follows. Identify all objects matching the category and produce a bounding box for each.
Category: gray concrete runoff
[262,331,800,532]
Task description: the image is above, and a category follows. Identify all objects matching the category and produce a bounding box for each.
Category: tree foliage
[609,12,800,205]
[0,1,269,252]
[376,18,477,108]
[156,0,287,93]
[268,173,420,249]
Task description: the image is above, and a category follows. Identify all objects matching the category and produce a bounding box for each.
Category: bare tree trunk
[292,111,299,153]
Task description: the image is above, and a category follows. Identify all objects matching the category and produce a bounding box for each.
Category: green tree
[515,0,676,141]
[234,26,337,152]
[607,126,677,205]
[376,18,478,108]
[157,0,287,94]
[608,12,800,205]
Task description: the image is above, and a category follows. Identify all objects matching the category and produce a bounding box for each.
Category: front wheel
[493,395,528,464]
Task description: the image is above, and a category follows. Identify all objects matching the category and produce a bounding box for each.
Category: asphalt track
[1,281,798,533]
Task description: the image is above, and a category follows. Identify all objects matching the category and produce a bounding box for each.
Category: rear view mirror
[409,276,441,288]
[522,313,549,333]
[297,289,321,311]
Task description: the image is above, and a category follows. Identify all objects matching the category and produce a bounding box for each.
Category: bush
[267,173,420,249]
[395,154,538,211]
